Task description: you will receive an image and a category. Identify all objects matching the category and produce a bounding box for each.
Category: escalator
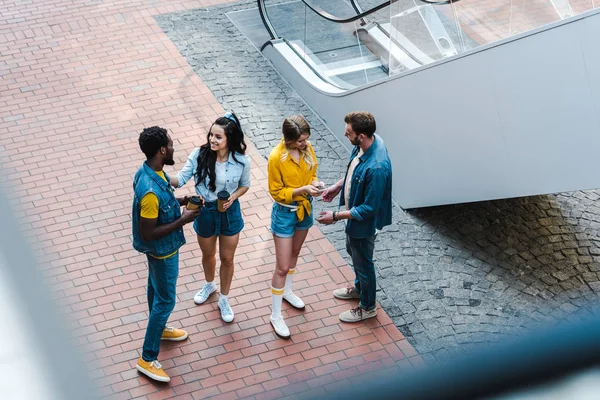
[252,0,600,208]
[259,0,597,92]
[259,0,459,90]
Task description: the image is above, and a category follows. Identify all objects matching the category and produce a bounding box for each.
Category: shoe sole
[333,292,360,300]
[136,365,170,383]
[270,320,291,340]
[283,296,305,310]
[339,311,377,323]
[160,332,188,341]
[194,288,217,305]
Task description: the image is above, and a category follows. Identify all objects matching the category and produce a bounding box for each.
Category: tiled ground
[156,0,600,363]
[0,0,419,398]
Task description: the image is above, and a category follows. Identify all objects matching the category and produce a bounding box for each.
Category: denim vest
[340,134,393,238]
[132,162,186,257]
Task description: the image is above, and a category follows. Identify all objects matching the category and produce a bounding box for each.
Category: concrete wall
[263,9,600,208]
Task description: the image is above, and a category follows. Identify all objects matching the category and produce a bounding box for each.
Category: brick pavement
[0,0,419,398]
[157,0,600,363]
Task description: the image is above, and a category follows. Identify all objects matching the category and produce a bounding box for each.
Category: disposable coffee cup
[186,196,202,210]
[217,190,230,212]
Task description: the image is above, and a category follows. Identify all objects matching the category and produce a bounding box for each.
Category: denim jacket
[340,134,393,238]
[176,148,251,202]
[132,162,186,257]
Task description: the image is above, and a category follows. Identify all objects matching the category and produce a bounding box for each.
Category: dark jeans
[345,234,377,311]
[142,252,178,361]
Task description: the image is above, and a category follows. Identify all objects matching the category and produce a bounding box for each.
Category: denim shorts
[194,199,244,238]
[270,201,314,238]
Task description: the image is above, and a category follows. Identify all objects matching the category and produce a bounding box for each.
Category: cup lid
[217,190,230,200]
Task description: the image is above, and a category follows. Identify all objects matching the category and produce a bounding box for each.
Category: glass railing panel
[566,0,597,15]
[306,0,360,18]
[388,0,461,75]
[355,0,387,10]
[263,0,308,55]
[302,1,389,87]
[449,0,521,47]
[259,0,600,90]
[354,0,394,23]
[438,0,570,53]
[509,0,562,35]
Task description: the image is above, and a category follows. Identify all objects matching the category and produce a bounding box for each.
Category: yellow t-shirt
[140,170,177,259]
[267,140,318,221]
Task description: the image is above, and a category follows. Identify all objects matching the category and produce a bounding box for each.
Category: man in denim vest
[132,126,200,382]
[318,112,392,323]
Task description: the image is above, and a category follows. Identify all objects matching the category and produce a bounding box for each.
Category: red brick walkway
[0,0,420,398]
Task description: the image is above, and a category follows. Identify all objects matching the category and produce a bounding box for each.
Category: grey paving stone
[155,1,600,362]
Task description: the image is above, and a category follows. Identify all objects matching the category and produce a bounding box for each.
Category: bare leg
[197,235,218,282]
[217,233,240,295]
[272,235,293,288]
[289,229,309,271]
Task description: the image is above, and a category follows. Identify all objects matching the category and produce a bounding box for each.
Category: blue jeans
[142,252,179,362]
[346,234,377,311]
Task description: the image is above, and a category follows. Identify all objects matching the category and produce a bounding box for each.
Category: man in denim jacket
[318,112,392,322]
[132,126,200,382]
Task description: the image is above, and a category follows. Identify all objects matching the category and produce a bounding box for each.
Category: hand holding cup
[181,207,201,223]
[186,195,203,211]
[217,190,230,212]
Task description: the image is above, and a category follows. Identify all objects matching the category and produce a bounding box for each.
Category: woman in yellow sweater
[267,115,324,339]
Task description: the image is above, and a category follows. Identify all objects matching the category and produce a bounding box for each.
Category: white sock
[271,286,284,319]
[219,293,228,302]
[206,280,216,289]
[284,269,296,295]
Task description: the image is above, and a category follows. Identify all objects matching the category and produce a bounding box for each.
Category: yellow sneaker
[136,358,170,382]
[161,325,188,342]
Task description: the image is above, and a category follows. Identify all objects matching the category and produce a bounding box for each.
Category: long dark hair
[195,112,247,192]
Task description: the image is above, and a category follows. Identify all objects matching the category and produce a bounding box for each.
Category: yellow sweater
[267,140,318,222]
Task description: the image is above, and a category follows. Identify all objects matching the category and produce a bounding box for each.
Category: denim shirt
[132,162,186,257]
[176,148,251,202]
[340,134,393,238]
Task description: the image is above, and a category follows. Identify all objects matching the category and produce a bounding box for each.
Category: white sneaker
[339,306,377,323]
[270,316,290,339]
[218,297,234,323]
[283,292,305,309]
[194,282,216,305]
[333,285,360,300]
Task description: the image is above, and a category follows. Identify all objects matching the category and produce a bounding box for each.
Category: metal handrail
[257,0,459,39]
[257,0,278,40]
[301,0,390,23]
[349,0,363,14]
[261,38,353,91]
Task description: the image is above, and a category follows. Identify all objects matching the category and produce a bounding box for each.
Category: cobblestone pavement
[156,0,600,361]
